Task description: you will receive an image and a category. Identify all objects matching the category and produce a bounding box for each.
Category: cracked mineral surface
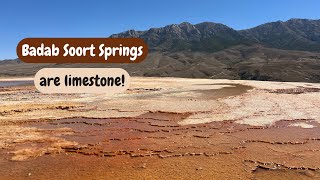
[0,77,320,179]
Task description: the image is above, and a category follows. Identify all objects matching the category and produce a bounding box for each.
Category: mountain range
[111,18,320,52]
[1,18,320,82]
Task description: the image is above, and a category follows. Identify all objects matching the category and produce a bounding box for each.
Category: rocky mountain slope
[111,22,252,52]
[111,18,320,52]
[1,19,320,82]
[240,19,320,52]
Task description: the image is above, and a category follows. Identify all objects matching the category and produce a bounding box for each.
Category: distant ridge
[240,19,320,52]
[111,18,320,52]
[1,19,320,83]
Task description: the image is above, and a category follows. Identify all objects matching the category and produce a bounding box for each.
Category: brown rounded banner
[17,38,148,63]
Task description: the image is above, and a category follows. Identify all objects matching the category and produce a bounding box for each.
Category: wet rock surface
[0,77,320,179]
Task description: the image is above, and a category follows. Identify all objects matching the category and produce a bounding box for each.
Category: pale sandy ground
[0,77,319,126]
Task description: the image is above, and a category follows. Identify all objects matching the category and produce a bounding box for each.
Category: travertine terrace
[0,77,320,179]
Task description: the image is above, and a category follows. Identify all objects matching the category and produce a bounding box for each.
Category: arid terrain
[3,19,320,83]
[0,77,320,179]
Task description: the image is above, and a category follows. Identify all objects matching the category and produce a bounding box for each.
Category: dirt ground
[0,77,320,179]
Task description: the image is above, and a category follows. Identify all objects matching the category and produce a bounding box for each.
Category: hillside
[1,19,320,82]
[240,19,320,52]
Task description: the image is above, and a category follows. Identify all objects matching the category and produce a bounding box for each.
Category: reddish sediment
[1,112,320,179]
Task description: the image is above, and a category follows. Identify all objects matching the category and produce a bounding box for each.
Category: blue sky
[1,0,320,59]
